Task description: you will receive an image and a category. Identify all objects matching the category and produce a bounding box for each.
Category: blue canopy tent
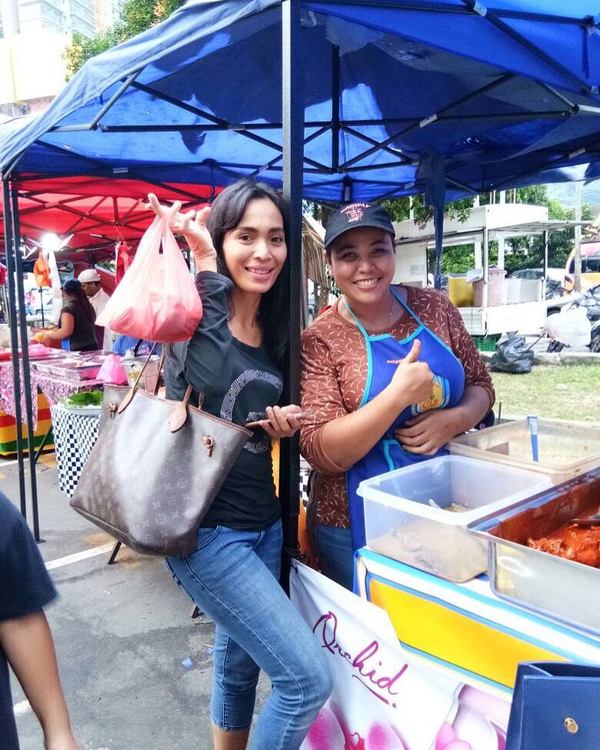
[4,0,600,542]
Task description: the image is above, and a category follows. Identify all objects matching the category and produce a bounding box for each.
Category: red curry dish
[528,521,600,567]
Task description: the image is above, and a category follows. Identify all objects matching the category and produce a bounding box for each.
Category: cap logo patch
[341,203,369,223]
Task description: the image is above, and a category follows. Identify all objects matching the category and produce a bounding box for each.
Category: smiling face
[221,197,287,294]
[327,226,396,307]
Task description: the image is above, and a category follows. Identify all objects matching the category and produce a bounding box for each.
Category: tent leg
[280,0,303,588]
[433,202,445,290]
[3,178,27,519]
[483,226,490,312]
[543,229,549,299]
[10,183,41,541]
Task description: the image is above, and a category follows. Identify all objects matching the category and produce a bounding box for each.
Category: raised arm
[147,193,217,272]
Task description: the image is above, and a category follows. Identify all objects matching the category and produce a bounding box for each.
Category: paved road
[2,455,269,749]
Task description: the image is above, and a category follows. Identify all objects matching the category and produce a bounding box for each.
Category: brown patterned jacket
[300,286,495,528]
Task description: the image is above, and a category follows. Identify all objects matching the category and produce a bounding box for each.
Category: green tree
[383,194,474,226]
[64,0,185,80]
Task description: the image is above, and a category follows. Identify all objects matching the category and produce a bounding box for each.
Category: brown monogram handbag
[70,360,250,556]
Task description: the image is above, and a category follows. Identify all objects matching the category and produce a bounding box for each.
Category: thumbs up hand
[389,339,435,407]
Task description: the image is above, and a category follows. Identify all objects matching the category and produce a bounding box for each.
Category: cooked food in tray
[528,519,600,567]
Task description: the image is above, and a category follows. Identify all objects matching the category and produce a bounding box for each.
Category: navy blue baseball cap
[324,203,395,249]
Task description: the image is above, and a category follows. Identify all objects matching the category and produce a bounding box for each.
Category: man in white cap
[77,268,112,350]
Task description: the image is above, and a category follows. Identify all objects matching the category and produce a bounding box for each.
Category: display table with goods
[346,448,600,748]
[0,346,69,455]
[0,350,105,427]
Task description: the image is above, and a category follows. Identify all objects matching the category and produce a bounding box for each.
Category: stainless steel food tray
[470,468,600,634]
[33,356,103,381]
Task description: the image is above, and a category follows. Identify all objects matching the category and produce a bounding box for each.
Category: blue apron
[347,288,465,551]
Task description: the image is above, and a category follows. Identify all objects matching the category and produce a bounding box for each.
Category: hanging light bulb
[41,233,60,253]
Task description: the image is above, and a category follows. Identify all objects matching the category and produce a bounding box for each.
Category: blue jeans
[315,524,354,591]
[166,520,332,749]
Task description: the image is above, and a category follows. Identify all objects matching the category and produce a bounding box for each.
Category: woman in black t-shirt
[39,279,97,352]
[150,181,331,750]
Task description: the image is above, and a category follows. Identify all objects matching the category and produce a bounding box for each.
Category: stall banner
[291,561,509,750]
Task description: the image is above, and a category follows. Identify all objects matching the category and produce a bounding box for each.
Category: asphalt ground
[2,453,270,750]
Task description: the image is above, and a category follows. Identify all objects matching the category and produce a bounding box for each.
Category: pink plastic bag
[97,216,203,343]
[97,354,128,385]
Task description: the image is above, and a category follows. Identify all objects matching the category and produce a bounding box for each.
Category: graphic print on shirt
[221,369,283,454]
[411,373,450,416]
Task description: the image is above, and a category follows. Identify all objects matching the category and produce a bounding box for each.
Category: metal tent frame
[4,0,600,546]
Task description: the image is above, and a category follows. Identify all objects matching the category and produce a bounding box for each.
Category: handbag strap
[168,385,194,433]
[118,343,158,414]
[117,346,204,427]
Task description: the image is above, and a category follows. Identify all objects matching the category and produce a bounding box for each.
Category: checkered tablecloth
[50,403,100,497]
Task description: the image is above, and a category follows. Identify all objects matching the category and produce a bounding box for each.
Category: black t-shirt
[165,272,283,531]
[0,493,56,750]
[61,300,97,352]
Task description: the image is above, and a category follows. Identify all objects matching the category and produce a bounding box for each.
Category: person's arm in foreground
[0,612,78,750]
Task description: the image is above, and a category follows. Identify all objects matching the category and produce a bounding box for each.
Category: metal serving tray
[470,468,600,634]
[33,354,104,381]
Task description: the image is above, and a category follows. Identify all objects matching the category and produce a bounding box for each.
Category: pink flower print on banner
[366,722,406,749]
[305,707,346,748]
[305,704,406,750]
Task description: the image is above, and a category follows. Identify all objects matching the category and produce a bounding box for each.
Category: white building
[0,0,123,117]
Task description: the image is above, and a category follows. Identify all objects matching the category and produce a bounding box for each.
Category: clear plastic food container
[450,418,600,486]
[357,455,552,582]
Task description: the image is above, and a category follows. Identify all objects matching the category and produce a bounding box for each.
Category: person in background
[111,336,157,357]
[38,280,97,352]
[150,180,332,750]
[300,203,495,590]
[0,491,79,750]
[77,269,112,350]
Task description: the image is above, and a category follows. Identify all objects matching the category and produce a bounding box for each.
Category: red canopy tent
[0,175,217,288]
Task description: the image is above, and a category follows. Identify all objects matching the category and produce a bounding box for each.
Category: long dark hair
[62,279,96,324]
[207,179,289,367]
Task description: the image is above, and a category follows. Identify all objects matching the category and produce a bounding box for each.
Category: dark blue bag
[506,662,600,750]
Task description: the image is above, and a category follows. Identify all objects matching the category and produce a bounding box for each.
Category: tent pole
[483,226,490,311]
[331,45,341,172]
[281,0,303,569]
[2,178,27,517]
[433,202,444,289]
[10,183,41,540]
[543,229,549,299]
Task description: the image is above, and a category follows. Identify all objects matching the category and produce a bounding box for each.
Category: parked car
[563,241,600,291]
[509,268,564,299]
[509,267,564,281]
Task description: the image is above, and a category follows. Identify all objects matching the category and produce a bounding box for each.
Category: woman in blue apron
[300,203,495,589]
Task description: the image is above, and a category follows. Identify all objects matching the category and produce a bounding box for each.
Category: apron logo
[412,375,450,415]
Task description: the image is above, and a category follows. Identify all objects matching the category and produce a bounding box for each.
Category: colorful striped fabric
[0,394,54,455]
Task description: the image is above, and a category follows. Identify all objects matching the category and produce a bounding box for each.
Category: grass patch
[491,365,600,424]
